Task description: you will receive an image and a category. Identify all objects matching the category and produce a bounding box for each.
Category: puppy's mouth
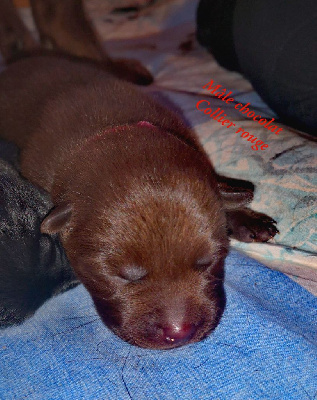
[92,289,225,349]
[127,321,209,350]
[103,311,220,350]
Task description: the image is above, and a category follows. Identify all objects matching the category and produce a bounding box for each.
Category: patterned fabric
[16,0,317,285]
[1,251,316,399]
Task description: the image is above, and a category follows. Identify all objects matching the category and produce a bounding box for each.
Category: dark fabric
[197,0,239,71]
[0,140,77,328]
[197,0,317,135]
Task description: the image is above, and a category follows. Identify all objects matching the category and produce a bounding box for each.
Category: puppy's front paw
[226,209,279,243]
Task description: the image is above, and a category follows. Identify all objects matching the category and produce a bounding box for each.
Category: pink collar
[137,121,156,128]
[76,120,158,151]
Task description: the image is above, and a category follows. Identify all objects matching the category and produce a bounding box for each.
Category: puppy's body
[0,56,203,190]
[0,56,230,348]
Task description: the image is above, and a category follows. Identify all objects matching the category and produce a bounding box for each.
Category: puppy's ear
[41,203,72,234]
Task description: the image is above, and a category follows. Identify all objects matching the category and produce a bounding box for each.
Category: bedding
[1,251,316,399]
[12,0,317,293]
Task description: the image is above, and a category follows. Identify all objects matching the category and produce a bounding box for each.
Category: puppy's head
[42,129,229,349]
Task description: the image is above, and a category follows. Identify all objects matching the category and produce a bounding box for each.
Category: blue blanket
[1,251,316,399]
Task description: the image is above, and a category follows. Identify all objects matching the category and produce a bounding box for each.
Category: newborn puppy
[0,140,77,328]
[0,1,277,349]
[0,56,277,349]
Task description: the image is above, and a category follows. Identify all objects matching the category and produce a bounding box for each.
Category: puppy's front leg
[217,175,254,210]
[30,0,105,61]
[217,175,279,242]
[30,0,153,85]
[0,0,37,62]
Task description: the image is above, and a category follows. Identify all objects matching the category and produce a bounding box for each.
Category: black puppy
[0,140,77,328]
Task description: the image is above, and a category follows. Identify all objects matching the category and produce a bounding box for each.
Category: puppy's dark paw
[226,208,279,243]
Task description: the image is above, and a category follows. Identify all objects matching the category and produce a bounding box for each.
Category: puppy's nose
[162,323,196,346]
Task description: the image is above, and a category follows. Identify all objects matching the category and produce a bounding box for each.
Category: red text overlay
[196,79,283,151]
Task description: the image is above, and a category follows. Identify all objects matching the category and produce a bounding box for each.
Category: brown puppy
[0,1,277,349]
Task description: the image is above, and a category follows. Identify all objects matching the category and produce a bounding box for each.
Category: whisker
[61,314,99,321]
[52,318,100,337]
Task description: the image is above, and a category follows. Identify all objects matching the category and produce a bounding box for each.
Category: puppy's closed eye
[119,265,148,282]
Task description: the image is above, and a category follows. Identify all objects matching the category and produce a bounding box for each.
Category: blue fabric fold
[1,251,316,400]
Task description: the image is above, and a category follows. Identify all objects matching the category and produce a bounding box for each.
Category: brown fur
[0,0,278,349]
